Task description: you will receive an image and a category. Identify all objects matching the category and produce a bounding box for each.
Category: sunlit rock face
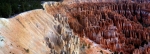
[0,8,79,54]
[0,0,150,54]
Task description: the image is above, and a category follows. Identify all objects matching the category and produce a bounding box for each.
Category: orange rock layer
[0,0,150,54]
[43,0,150,54]
[64,1,150,54]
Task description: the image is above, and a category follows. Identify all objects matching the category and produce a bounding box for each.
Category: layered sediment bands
[0,9,80,54]
[0,10,53,54]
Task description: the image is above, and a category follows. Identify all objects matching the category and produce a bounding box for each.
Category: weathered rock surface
[61,0,150,54]
[0,0,150,54]
[0,7,79,54]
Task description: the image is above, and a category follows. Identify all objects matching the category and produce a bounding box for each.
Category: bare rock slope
[0,7,79,54]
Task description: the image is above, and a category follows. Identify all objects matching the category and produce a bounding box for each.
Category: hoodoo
[0,0,150,54]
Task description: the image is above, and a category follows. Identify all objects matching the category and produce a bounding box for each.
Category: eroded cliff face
[0,9,79,54]
[61,0,150,54]
[0,0,150,54]
[44,0,150,54]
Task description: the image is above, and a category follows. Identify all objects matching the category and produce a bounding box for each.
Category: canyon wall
[0,8,79,54]
[0,0,150,54]
[60,0,150,54]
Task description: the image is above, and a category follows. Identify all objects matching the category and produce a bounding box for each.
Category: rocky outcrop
[0,0,150,54]
[0,8,79,54]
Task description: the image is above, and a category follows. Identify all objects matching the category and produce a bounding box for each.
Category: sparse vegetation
[1,39,3,41]
[24,48,29,53]
[114,51,118,54]
[82,43,85,48]
[100,50,103,54]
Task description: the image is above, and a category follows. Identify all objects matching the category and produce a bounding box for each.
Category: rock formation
[53,0,150,54]
[0,0,150,54]
[0,8,79,54]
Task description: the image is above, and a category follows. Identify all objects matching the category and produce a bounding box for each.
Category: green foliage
[0,3,12,17]
[0,0,62,18]
[0,0,42,18]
